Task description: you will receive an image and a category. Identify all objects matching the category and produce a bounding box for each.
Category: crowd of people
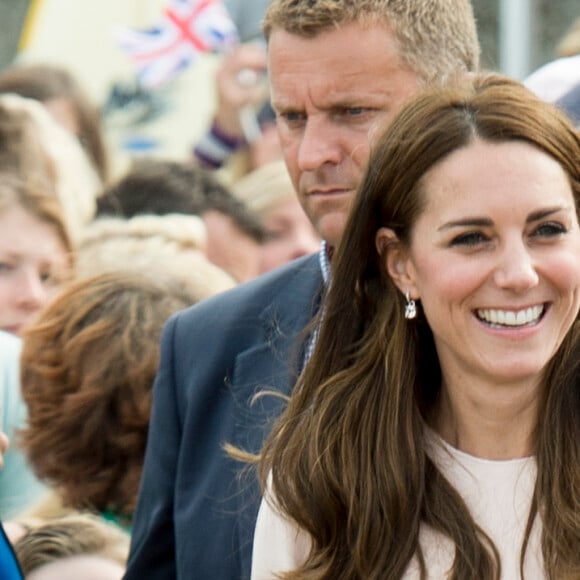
[0,0,578,578]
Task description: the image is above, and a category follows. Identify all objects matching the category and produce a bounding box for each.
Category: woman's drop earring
[404,291,416,320]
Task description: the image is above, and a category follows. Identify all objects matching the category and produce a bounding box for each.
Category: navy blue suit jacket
[125,254,323,579]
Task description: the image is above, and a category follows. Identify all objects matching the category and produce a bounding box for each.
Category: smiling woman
[0,176,73,336]
[381,138,580,393]
[252,73,580,580]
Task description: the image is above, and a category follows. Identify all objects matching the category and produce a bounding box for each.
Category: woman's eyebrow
[438,217,492,232]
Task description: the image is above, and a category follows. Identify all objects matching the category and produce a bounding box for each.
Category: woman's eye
[532,222,567,238]
[0,262,13,274]
[449,232,487,247]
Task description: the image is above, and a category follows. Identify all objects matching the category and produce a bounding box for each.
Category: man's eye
[264,229,285,242]
[280,112,305,124]
[335,107,369,119]
[449,232,488,247]
[345,107,366,116]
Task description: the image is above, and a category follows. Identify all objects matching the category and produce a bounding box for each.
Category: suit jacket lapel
[258,254,323,391]
[230,255,324,447]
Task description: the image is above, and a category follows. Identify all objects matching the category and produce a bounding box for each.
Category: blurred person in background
[0,177,73,522]
[18,267,232,531]
[0,330,47,525]
[0,94,101,239]
[192,43,283,181]
[13,513,128,580]
[76,213,235,299]
[0,63,111,183]
[233,160,320,273]
[96,159,265,282]
[0,175,73,337]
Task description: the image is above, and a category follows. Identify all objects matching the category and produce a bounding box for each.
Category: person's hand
[0,431,9,470]
[214,43,270,138]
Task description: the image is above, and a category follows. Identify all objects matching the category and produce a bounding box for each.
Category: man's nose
[297,119,343,172]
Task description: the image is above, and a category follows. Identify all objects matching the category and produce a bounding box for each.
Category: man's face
[268,21,420,248]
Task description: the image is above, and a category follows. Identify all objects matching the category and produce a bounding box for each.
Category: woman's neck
[432,375,541,460]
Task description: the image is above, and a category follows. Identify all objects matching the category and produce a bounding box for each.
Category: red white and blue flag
[116,0,238,89]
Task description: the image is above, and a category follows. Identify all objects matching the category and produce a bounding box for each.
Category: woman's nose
[492,242,539,292]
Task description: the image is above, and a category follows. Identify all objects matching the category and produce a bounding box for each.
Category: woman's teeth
[476,305,544,327]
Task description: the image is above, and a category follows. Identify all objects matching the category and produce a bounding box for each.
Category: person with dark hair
[126,1,481,577]
[0,63,110,182]
[96,159,265,282]
[253,74,580,579]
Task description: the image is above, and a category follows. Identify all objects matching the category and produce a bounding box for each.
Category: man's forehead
[269,61,418,113]
[270,81,395,113]
[267,22,411,90]
[267,21,401,67]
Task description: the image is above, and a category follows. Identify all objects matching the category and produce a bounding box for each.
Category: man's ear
[375,227,417,295]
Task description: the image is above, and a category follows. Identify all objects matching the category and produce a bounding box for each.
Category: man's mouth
[307,187,351,196]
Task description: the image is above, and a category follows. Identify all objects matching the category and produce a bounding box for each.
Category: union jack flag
[116,0,238,89]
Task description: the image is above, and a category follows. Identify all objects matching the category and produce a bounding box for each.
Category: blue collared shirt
[303,241,331,366]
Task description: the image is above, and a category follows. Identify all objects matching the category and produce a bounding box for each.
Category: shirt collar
[318,240,332,285]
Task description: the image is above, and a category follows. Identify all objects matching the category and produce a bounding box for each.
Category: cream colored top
[252,435,545,579]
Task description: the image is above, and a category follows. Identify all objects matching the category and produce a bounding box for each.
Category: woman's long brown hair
[258,74,580,579]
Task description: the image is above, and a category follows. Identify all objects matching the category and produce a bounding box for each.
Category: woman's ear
[376,227,417,295]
